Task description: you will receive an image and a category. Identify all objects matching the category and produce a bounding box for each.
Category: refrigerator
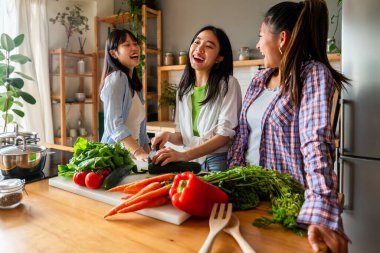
[340,0,380,252]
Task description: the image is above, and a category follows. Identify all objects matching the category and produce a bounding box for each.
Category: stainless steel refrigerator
[340,0,380,252]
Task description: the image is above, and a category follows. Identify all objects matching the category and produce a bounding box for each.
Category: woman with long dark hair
[100,29,149,161]
[151,26,242,171]
[228,1,349,252]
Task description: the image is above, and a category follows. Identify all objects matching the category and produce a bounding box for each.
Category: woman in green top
[151,26,242,171]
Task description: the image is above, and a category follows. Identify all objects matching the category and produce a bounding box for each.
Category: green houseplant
[328,0,342,53]
[49,5,89,52]
[159,81,177,121]
[0,33,36,132]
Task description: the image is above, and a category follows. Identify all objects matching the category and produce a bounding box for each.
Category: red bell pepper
[169,172,228,217]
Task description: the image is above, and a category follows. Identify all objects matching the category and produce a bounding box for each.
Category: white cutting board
[48,160,191,225]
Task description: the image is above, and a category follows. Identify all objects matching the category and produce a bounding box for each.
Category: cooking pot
[0,144,47,177]
[0,131,39,147]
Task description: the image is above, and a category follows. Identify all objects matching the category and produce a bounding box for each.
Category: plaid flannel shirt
[228,61,342,233]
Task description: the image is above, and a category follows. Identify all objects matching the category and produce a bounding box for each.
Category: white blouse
[175,76,242,164]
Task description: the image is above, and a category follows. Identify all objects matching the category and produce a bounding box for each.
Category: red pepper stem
[177,180,188,193]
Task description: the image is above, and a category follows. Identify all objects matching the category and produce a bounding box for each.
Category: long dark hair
[99,29,142,95]
[264,0,350,106]
[178,25,233,105]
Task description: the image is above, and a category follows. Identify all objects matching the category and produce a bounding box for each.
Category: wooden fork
[198,203,233,253]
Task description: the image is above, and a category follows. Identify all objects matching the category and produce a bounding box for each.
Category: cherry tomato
[99,169,110,177]
[85,172,104,189]
[73,171,89,186]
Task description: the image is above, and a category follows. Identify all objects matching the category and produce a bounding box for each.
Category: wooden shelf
[49,48,95,58]
[158,54,341,72]
[49,48,99,146]
[147,121,176,133]
[50,73,94,78]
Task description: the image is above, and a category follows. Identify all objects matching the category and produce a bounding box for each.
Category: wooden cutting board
[48,163,191,225]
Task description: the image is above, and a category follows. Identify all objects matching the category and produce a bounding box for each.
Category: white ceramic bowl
[75,92,86,102]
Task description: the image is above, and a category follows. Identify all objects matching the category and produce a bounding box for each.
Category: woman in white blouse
[100,29,150,161]
[151,26,242,171]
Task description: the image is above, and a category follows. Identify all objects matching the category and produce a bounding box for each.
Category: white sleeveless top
[124,92,145,142]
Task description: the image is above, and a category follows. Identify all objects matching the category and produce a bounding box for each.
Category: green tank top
[191,84,208,136]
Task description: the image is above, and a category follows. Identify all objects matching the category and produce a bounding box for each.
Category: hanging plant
[0,33,36,132]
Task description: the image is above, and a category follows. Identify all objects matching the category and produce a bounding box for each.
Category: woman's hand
[308,224,348,253]
[151,132,172,150]
[133,148,149,162]
[152,147,189,166]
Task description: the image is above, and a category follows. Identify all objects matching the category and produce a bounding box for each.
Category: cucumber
[102,164,136,190]
[148,161,201,175]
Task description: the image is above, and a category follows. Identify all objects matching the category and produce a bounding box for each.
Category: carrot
[120,193,134,200]
[117,185,171,213]
[108,173,175,193]
[121,173,175,194]
[117,196,169,214]
[107,184,130,193]
[104,182,162,218]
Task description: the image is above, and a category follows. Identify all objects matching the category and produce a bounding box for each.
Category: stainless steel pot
[0,145,47,177]
[0,131,39,147]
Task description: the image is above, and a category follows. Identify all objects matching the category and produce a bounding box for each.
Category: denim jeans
[201,152,228,172]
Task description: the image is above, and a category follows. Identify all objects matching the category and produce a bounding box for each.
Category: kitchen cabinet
[94,5,162,121]
[150,54,342,133]
[48,48,98,146]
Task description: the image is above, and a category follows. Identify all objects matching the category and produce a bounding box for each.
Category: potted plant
[49,5,89,52]
[0,33,36,132]
[159,81,177,121]
[328,0,342,54]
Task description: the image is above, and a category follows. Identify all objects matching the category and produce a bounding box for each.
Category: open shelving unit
[48,48,98,146]
[94,5,162,120]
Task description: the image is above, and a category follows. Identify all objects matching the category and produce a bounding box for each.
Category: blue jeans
[201,152,228,172]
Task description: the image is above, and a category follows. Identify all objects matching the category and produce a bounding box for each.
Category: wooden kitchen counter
[0,144,316,253]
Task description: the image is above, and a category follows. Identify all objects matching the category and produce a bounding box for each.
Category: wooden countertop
[0,144,315,253]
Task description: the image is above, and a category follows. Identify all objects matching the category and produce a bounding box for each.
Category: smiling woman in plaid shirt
[227,1,350,252]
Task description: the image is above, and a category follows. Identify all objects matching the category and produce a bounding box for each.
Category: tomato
[85,172,104,189]
[99,169,110,177]
[73,171,89,186]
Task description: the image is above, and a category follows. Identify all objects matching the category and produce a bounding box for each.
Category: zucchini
[102,164,136,190]
[148,161,201,175]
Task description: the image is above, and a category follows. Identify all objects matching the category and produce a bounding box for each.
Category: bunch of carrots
[103,173,175,218]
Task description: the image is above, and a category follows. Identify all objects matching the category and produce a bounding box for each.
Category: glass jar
[0,179,25,209]
[164,52,174,66]
[178,51,188,65]
[238,47,250,61]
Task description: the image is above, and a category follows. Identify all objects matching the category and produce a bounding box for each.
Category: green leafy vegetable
[58,137,135,177]
[199,166,306,235]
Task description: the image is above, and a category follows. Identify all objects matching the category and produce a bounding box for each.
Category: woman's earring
[279,47,283,55]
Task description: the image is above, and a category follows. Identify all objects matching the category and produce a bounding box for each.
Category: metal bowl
[0,145,47,177]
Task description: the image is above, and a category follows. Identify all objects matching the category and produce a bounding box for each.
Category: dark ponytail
[264,0,350,106]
